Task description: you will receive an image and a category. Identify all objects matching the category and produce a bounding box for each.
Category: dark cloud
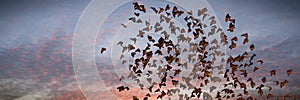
[0,0,90,99]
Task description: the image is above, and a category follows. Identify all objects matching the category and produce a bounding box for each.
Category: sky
[0,0,299,100]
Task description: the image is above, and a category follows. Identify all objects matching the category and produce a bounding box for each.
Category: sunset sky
[0,0,299,99]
